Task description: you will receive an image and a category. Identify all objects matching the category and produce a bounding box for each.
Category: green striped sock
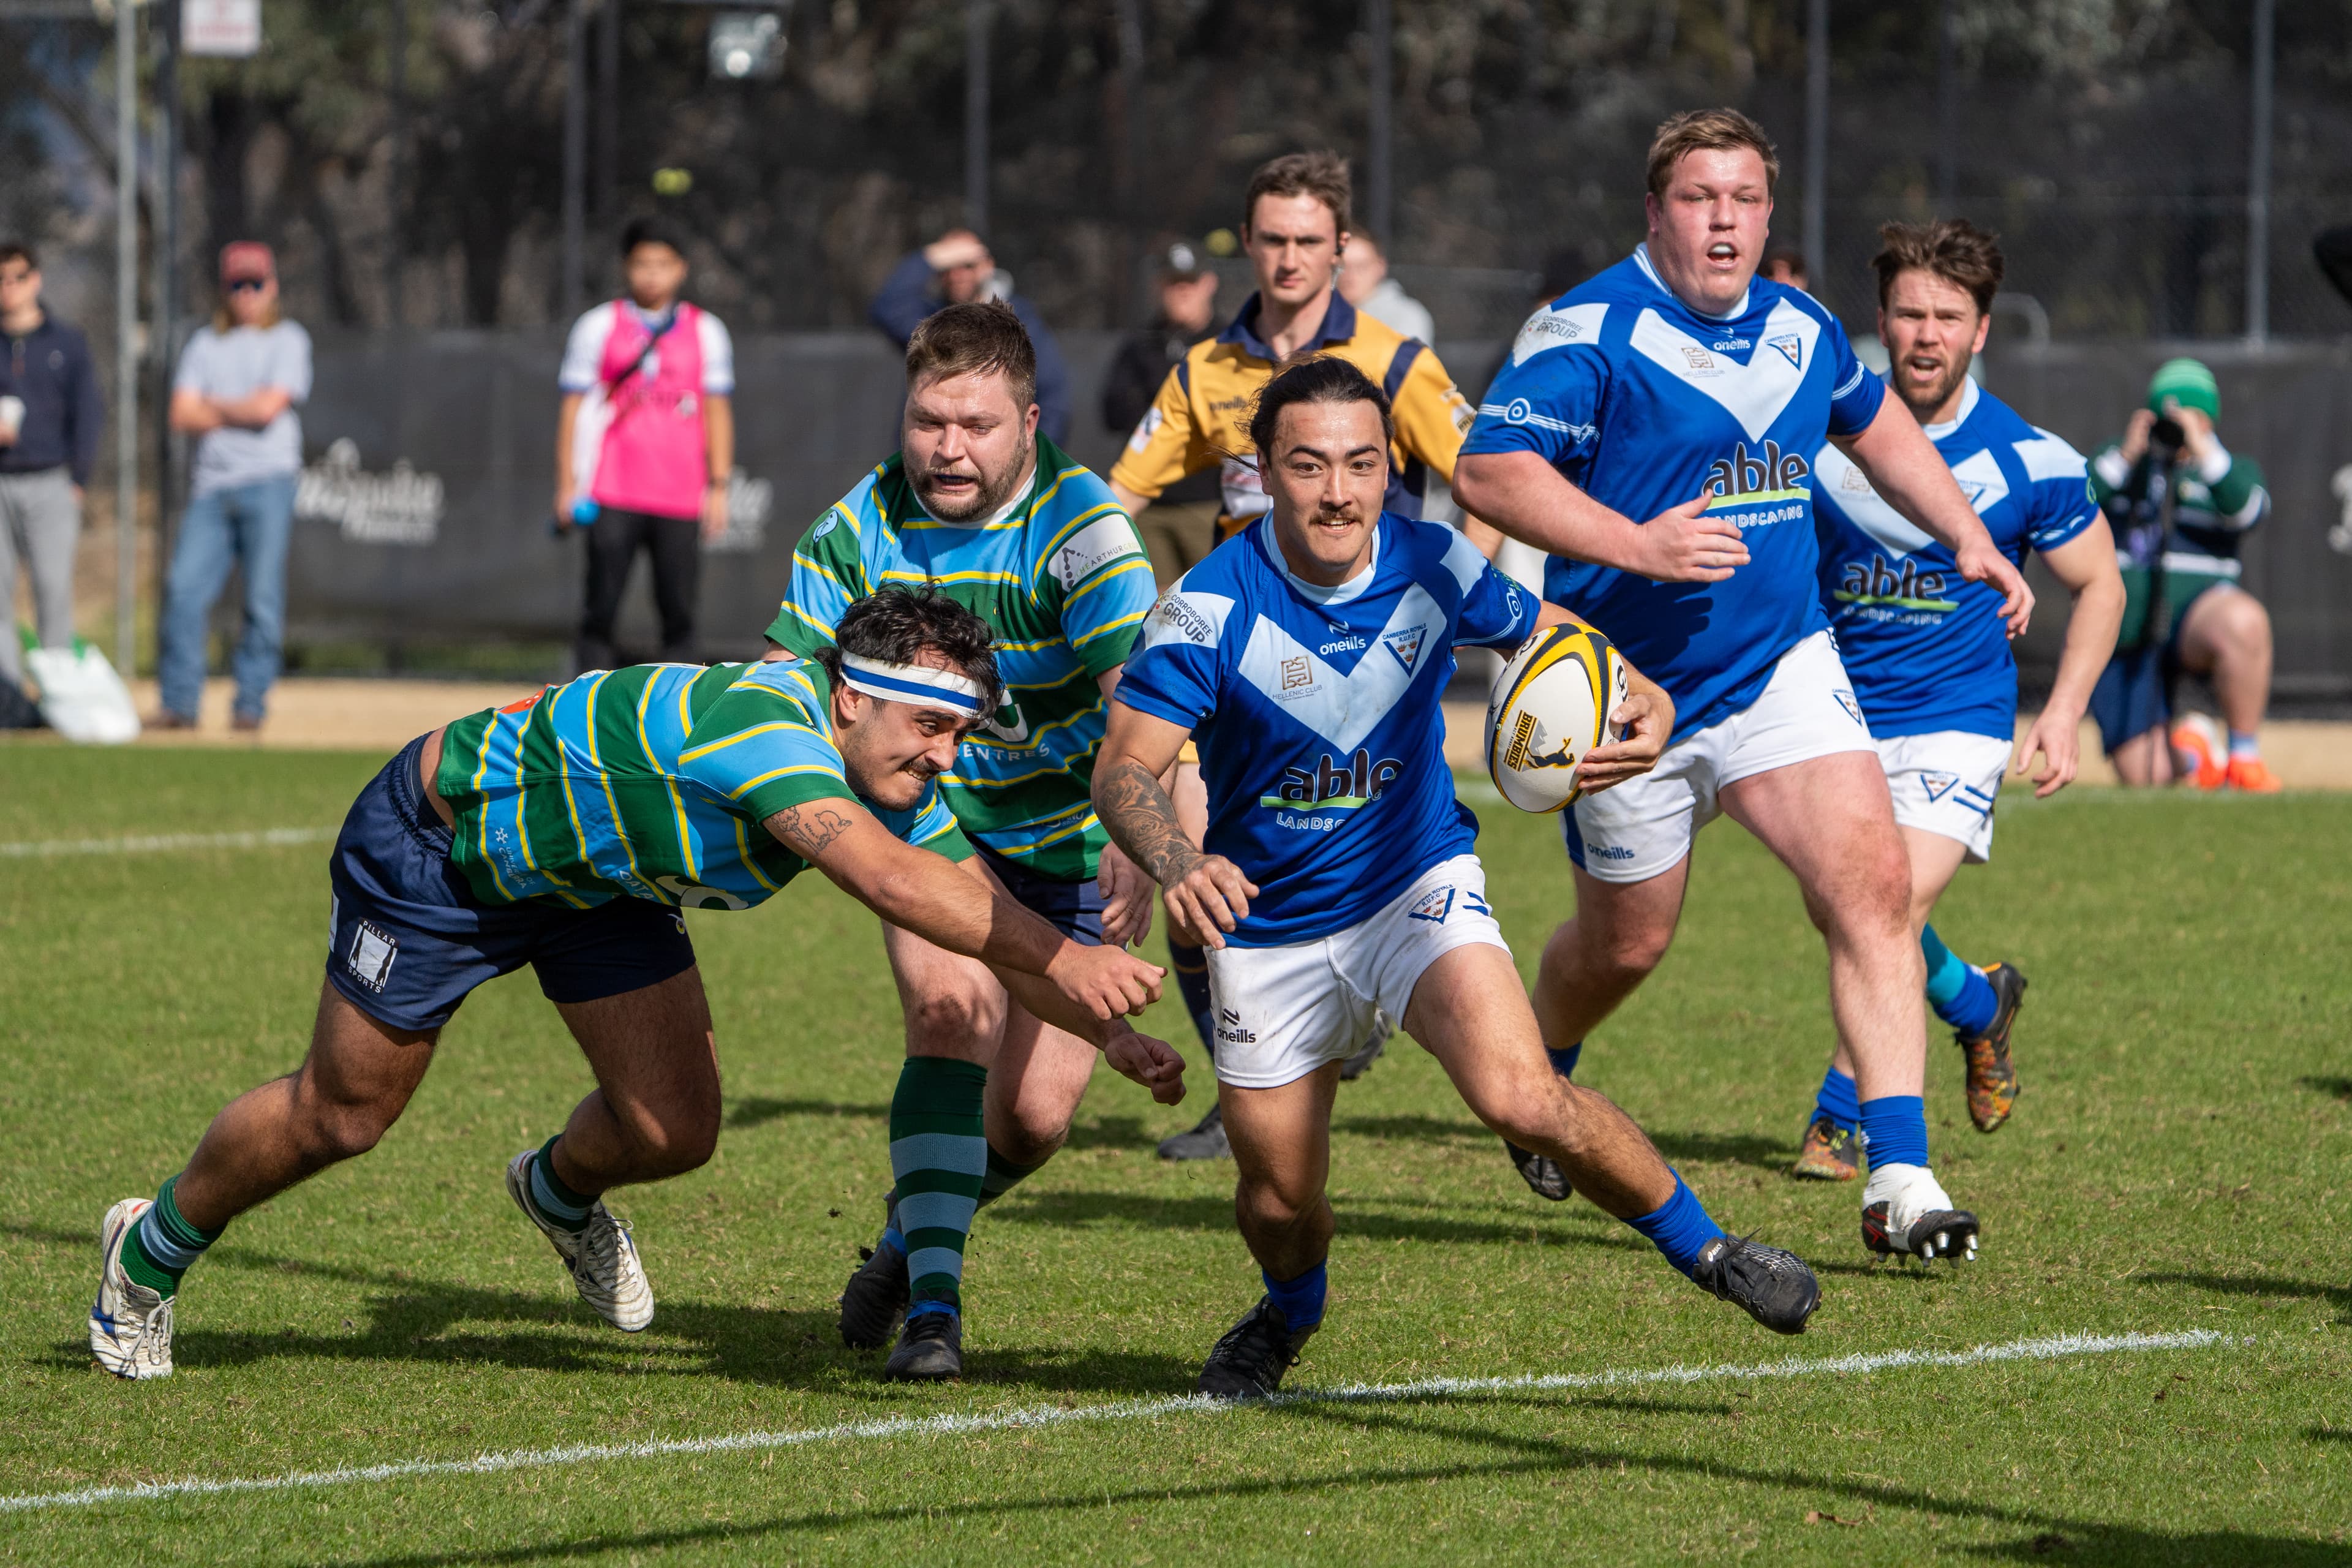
[976,1144,1043,1210]
[122,1175,222,1297]
[889,1057,989,1313]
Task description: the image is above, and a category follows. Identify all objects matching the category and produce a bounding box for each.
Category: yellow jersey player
[1108,153,1485,1159]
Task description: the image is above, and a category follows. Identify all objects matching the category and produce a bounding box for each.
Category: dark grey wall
[281,331,2352,695]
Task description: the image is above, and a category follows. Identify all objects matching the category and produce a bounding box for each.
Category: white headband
[839,652,990,718]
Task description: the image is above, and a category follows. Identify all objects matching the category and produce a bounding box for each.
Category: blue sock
[1623,1171,1725,1280]
[1921,924,1999,1037]
[1169,937,1215,1058]
[2228,729,2260,759]
[1262,1262,1328,1332]
[1812,1066,1860,1131]
[1858,1095,1930,1171]
[1545,1041,1582,1080]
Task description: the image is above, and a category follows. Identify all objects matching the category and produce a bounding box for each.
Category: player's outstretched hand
[2013,703,2082,799]
[1046,941,1164,1021]
[1577,670,1676,795]
[1104,1029,1187,1105]
[1163,853,1259,951]
[1633,492,1749,583]
[1954,537,2034,638]
[1095,839,1155,947]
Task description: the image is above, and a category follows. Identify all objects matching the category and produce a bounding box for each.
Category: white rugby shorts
[1205,853,1509,1090]
[1564,630,1878,884]
[1876,730,2012,864]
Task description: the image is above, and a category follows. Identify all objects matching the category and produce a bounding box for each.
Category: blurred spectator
[1101,242,1221,585]
[1338,230,1435,344]
[556,217,735,671]
[870,228,1070,442]
[2089,357,2278,791]
[0,240,102,709]
[156,243,312,731]
[1763,246,1807,290]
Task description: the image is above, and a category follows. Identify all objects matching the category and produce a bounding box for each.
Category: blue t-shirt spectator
[173,320,313,496]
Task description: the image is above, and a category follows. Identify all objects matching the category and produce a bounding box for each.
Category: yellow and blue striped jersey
[434,658,969,911]
[764,434,1155,881]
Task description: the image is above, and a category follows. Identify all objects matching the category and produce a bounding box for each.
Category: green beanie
[2146,357,2219,421]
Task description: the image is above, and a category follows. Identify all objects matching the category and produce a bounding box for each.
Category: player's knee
[1235,1174,1319,1235]
[2219,594,2272,655]
[301,1093,404,1166]
[903,990,995,1057]
[1588,919,1673,982]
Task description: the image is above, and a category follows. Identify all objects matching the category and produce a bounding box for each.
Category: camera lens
[2150,417,2185,451]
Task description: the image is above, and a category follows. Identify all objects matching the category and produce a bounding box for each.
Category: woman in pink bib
[555,218,736,669]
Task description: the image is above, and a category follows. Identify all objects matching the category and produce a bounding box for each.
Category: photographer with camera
[2087,358,2277,791]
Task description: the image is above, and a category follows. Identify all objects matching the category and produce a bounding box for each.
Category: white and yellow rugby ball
[1485,625,1630,813]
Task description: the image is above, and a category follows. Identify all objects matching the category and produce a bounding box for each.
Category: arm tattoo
[1093,760,1204,887]
[769,803,856,860]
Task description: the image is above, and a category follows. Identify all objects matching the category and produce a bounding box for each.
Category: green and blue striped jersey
[764,435,1155,881]
[434,657,970,911]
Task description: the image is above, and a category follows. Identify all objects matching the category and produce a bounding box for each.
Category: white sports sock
[1863,1161,1953,1229]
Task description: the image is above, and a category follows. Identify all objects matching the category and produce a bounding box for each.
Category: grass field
[2,744,2348,1565]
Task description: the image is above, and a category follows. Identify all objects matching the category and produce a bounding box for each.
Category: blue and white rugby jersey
[1814,377,2097,741]
[1460,246,1886,741]
[1114,513,1538,946]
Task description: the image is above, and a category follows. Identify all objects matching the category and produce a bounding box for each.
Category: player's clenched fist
[1634,492,1750,583]
[1163,853,1259,951]
[1104,1030,1188,1104]
[1044,940,1164,1020]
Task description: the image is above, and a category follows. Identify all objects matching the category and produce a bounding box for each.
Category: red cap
[219,242,275,284]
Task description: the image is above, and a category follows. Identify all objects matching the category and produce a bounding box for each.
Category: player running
[1793,221,2122,1178]
[1108,151,1483,1158]
[769,303,1165,1381]
[1095,358,1822,1398]
[1452,110,2034,1264]
[89,589,1180,1381]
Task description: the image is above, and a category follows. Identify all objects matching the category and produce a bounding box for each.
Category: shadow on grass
[725,1096,889,1129]
[2297,1076,2352,1104]
[2135,1270,2352,1321]
[328,1398,2352,1568]
[1645,1129,1795,1173]
[989,1189,1646,1252]
[33,1241,1199,1396]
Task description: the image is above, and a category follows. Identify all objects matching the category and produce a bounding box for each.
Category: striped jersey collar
[1920,374,1982,441]
[1216,289,1360,361]
[1630,243,1752,323]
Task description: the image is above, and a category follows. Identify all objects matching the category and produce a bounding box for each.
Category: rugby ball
[1485,625,1629,813]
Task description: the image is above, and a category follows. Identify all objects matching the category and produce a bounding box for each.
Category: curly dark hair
[1245,354,1395,467]
[813,586,1004,715]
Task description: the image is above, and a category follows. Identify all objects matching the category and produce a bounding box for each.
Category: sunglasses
[226,277,270,293]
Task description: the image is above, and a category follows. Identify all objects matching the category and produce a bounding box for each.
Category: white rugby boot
[90,1199,175,1379]
[506,1150,654,1332]
[1860,1162,1980,1262]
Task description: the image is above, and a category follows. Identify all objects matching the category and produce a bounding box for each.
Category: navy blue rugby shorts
[323,734,698,1031]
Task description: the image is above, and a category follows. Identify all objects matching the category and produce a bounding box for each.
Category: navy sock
[1623,1171,1725,1280]
[1813,1067,1860,1131]
[1858,1095,1930,1170]
[1169,937,1215,1060]
[1262,1262,1327,1332]
[1921,924,1999,1036]
[1545,1041,1582,1080]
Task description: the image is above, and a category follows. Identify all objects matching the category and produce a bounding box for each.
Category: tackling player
[1107,151,1482,1159]
[1794,220,2122,1179]
[1095,358,1821,1398]
[89,589,1180,1380]
[1452,109,2034,1263]
[769,303,1164,1381]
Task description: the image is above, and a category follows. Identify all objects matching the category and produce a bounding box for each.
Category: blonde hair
[1645,108,1780,198]
[212,291,282,333]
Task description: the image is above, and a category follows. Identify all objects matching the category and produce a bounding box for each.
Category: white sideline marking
[0,827,336,859]
[2,1328,2225,1515]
